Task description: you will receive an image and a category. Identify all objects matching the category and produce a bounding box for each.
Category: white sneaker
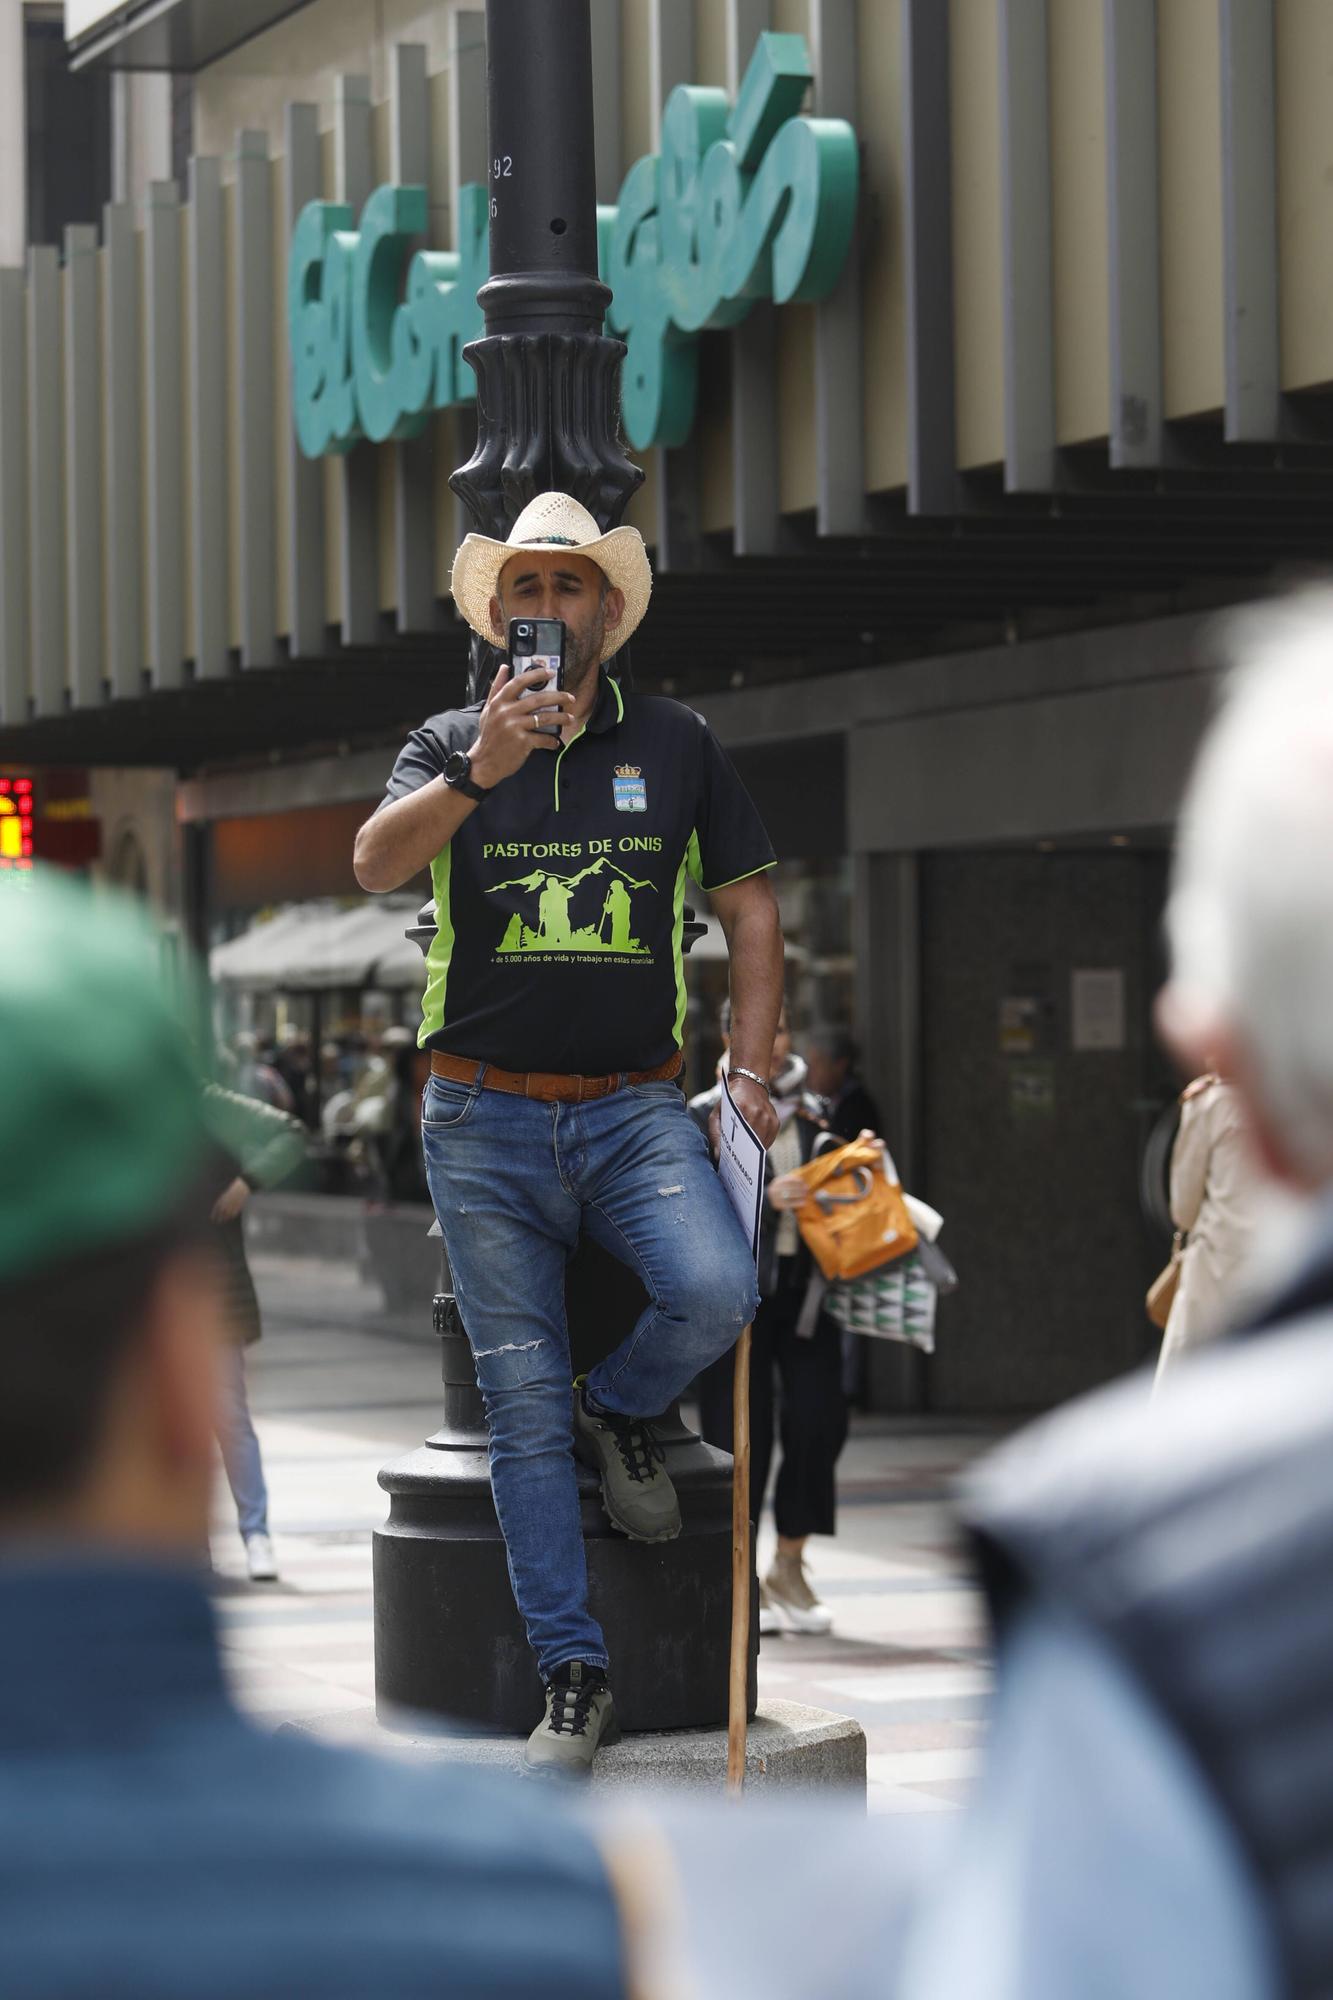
[764,1554,833,1635]
[244,1532,278,1582]
[758,1582,783,1637]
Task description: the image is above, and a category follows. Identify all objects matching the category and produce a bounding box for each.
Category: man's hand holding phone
[467,664,577,789]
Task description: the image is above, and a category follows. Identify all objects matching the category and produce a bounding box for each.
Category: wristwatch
[442,748,490,803]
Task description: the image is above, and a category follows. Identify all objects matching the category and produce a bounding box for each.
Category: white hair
[1167,589,1333,1182]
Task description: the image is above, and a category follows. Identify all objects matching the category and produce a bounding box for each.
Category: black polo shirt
[380,675,776,1074]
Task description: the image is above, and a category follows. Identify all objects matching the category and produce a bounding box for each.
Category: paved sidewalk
[212,1253,1006,1814]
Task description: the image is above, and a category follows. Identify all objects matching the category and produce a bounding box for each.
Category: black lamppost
[373,0,756,1735]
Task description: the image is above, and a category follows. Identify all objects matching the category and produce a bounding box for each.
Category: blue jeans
[421,1074,759,1680]
[216,1345,269,1540]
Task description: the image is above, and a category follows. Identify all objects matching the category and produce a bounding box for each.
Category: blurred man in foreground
[0,873,624,2000]
[896,597,1333,1997]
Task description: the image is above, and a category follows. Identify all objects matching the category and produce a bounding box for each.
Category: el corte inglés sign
[289,33,858,458]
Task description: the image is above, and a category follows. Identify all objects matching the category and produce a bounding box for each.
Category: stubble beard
[564,610,606,694]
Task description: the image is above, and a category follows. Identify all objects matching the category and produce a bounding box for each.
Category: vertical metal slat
[999,0,1056,492]
[0,270,28,726]
[812,0,867,534]
[903,0,958,514]
[337,75,379,646]
[448,10,487,554]
[189,156,229,679]
[104,203,142,701]
[649,0,702,572]
[27,246,63,717]
[1220,0,1281,442]
[728,0,780,557]
[284,103,327,659]
[144,180,184,689]
[236,130,277,667]
[1105,0,1164,468]
[392,44,438,635]
[63,224,102,709]
[590,0,623,204]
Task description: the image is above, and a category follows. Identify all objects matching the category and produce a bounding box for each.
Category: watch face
[444,750,470,783]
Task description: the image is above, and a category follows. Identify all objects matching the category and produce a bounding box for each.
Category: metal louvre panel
[448,9,487,556]
[812,0,868,535]
[590,0,623,205]
[284,104,326,660]
[145,180,184,689]
[0,270,27,726]
[189,156,229,679]
[1220,0,1281,442]
[336,76,379,647]
[103,203,142,703]
[236,131,277,667]
[728,0,780,558]
[649,0,703,573]
[1105,0,1164,468]
[999,0,1057,493]
[27,246,63,718]
[392,44,438,637]
[63,225,102,709]
[902,0,957,515]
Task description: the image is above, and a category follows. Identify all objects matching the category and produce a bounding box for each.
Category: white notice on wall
[1072,968,1126,1052]
[717,1072,767,1269]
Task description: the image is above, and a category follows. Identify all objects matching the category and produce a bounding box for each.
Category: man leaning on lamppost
[353,491,784,1776]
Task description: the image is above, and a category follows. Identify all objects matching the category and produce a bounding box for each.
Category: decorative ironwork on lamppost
[373,0,756,1736]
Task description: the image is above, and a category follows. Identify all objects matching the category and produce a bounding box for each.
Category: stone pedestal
[281,1698,867,1797]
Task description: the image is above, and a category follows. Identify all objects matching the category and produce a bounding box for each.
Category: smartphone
[508,618,566,731]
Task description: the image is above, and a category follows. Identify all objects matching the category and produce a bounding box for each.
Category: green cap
[0,869,210,1285]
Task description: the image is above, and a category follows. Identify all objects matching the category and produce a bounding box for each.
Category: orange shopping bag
[788,1135,918,1283]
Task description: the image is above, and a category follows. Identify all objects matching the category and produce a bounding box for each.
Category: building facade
[4,0,1333,1409]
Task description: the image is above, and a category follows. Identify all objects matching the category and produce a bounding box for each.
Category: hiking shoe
[765,1552,833,1635]
[573,1387,682,1543]
[244,1532,278,1582]
[524,1662,621,1780]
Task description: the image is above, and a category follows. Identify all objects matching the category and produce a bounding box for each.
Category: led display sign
[0,777,34,872]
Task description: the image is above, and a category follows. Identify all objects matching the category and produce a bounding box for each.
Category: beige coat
[1156,1077,1263,1380]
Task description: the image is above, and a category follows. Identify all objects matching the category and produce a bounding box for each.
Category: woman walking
[1155,1071,1263,1384]
[204,1085,308,1579]
[691,1008,851,1635]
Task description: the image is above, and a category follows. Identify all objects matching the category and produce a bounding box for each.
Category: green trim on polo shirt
[700,858,777,893]
[671,839,695,1047]
[419,845,455,1045]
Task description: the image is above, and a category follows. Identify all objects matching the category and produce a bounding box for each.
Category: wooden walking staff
[715,1070,766,1793]
[727,1320,754,1794]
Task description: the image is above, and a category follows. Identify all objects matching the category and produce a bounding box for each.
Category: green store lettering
[288,33,857,457]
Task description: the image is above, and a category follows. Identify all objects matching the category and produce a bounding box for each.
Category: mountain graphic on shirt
[487,856,656,956]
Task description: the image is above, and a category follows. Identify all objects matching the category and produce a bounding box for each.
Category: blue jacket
[0,1559,626,1998]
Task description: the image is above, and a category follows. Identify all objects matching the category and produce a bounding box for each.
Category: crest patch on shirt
[613,764,647,813]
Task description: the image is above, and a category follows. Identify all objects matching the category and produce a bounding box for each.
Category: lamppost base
[374,1419,757,1735]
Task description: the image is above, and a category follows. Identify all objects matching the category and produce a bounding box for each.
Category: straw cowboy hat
[450,492,653,665]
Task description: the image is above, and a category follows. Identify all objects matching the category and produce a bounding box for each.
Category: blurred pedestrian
[692,1005,849,1635]
[0,871,630,2000]
[898,594,1333,1997]
[802,1025,883,1404]
[202,1084,309,1580]
[804,1023,881,1141]
[1154,1068,1264,1383]
[230,1028,296,1114]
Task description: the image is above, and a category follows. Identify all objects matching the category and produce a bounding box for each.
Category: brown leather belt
[430,1048,683,1104]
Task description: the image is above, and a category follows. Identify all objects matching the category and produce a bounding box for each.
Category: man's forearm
[725,901,784,1082]
[353,778,477,893]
